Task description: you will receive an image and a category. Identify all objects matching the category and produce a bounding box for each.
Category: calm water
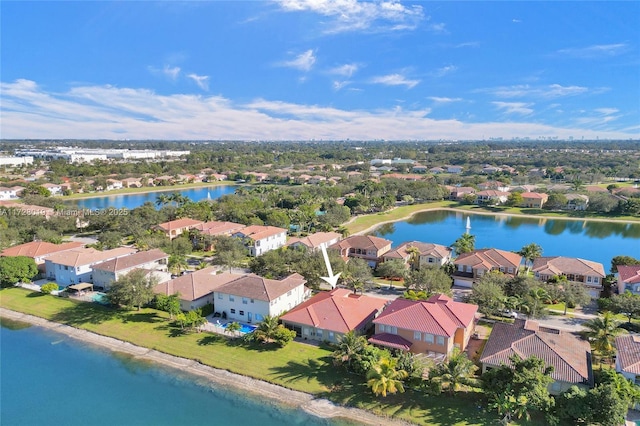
[370,210,640,269]
[71,185,237,210]
[0,320,339,426]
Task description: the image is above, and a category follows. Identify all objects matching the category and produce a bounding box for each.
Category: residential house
[477,181,510,192]
[475,190,510,205]
[369,294,478,360]
[92,249,170,290]
[383,241,453,269]
[233,225,287,256]
[532,256,605,298]
[121,177,142,188]
[1,241,85,273]
[44,247,138,286]
[153,268,240,311]
[453,248,522,287]
[617,265,640,296]
[510,185,539,193]
[429,167,445,174]
[520,192,549,208]
[105,179,123,191]
[446,165,463,174]
[449,186,476,201]
[246,172,270,182]
[285,232,342,252]
[194,221,246,237]
[214,273,309,323]
[565,194,589,211]
[479,319,593,394]
[0,186,21,200]
[412,164,428,173]
[615,335,640,389]
[155,218,204,239]
[380,173,423,181]
[41,183,62,196]
[330,235,392,267]
[280,288,387,343]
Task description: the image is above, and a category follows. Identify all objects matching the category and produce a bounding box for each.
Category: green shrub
[40,283,59,294]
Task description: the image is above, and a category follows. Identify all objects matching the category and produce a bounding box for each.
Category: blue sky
[1,1,639,141]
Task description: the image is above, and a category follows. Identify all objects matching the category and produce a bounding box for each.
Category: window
[239,310,244,316]
[242,298,248,304]
[587,276,592,283]
[230,309,236,314]
[499,266,505,272]
[594,277,599,284]
[428,257,434,263]
[287,291,292,296]
[255,314,262,321]
[229,295,234,302]
[436,336,445,345]
[328,331,334,341]
[507,267,513,273]
[424,334,434,343]
[414,331,421,341]
[550,381,561,392]
[250,299,254,303]
[218,293,222,299]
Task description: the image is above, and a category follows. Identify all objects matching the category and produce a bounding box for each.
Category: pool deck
[201,315,255,335]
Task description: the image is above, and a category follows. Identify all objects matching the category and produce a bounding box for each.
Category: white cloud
[483,84,589,99]
[187,74,210,91]
[492,101,534,115]
[595,108,619,115]
[148,65,181,80]
[1,79,636,140]
[370,73,420,89]
[276,0,424,33]
[280,49,316,71]
[333,80,351,91]
[433,65,457,77]
[328,63,359,77]
[428,96,463,104]
[557,43,629,58]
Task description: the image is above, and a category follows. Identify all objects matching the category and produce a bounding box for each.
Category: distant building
[330,235,392,267]
[155,218,204,239]
[532,256,605,298]
[453,249,522,287]
[92,249,169,290]
[286,232,342,252]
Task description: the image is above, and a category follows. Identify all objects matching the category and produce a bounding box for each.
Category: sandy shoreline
[351,206,640,236]
[0,308,410,426]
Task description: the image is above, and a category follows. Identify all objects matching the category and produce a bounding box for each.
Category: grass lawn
[0,287,538,425]
[546,303,574,315]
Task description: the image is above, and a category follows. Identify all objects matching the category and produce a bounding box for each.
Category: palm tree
[168,255,188,276]
[452,233,475,255]
[583,311,623,364]
[407,246,421,270]
[518,243,542,273]
[366,357,408,397]
[525,287,551,318]
[428,348,479,395]
[155,194,170,208]
[225,321,242,337]
[253,315,281,344]
[332,331,367,369]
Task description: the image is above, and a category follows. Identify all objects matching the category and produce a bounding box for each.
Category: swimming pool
[221,322,257,334]
[92,292,109,305]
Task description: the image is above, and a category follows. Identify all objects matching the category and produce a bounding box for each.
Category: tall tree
[212,235,248,272]
[452,233,475,255]
[468,272,508,316]
[366,357,408,397]
[428,348,478,395]
[556,281,591,315]
[341,257,373,294]
[517,243,542,272]
[0,256,38,287]
[582,312,623,363]
[332,330,367,370]
[155,293,182,319]
[376,259,407,288]
[524,287,551,318]
[404,267,453,296]
[108,269,158,311]
[610,291,640,323]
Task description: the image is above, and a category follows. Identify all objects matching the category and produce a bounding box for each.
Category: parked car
[499,309,518,319]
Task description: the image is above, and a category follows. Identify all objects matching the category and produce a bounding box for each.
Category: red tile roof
[373,294,477,337]
[156,218,204,232]
[384,241,452,261]
[368,333,412,351]
[618,265,640,284]
[285,232,341,249]
[532,256,605,278]
[479,320,592,385]
[215,273,306,302]
[235,225,287,241]
[92,249,168,273]
[44,247,137,267]
[1,241,84,259]
[455,248,522,271]
[194,221,246,236]
[153,268,239,301]
[615,335,640,375]
[330,235,391,252]
[280,288,387,333]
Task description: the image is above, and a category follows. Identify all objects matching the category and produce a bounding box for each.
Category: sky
[1,1,639,141]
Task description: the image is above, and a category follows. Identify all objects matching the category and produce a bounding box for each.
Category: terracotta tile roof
[618,265,640,284]
[532,256,605,278]
[44,247,137,267]
[521,192,548,199]
[373,294,477,337]
[330,235,391,252]
[368,333,412,351]
[216,273,306,302]
[92,249,168,273]
[1,241,84,259]
[476,190,510,197]
[156,218,204,232]
[194,221,246,236]
[454,248,522,271]
[235,225,287,241]
[286,232,341,249]
[153,268,240,301]
[280,288,387,333]
[384,241,452,261]
[479,320,592,385]
[615,335,640,375]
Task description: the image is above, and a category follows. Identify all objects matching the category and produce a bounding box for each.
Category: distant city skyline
[1,1,638,141]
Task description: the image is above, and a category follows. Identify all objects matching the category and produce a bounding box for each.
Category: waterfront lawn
[1,287,537,425]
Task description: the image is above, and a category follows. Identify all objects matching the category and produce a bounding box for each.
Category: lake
[0,319,340,426]
[70,185,237,210]
[369,210,640,269]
